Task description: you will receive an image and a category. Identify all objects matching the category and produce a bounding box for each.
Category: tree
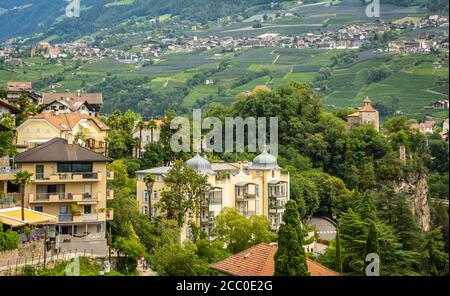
[365,222,380,262]
[147,120,157,143]
[421,227,449,276]
[113,223,148,272]
[151,241,212,275]
[12,171,33,221]
[136,120,145,158]
[158,160,209,228]
[144,173,156,220]
[335,226,343,273]
[213,208,252,253]
[274,200,308,276]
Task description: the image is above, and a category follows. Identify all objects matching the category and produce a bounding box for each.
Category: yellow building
[136,149,289,241]
[347,96,380,132]
[15,112,110,155]
[13,138,114,237]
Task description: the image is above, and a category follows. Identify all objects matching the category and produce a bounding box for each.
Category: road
[309,216,337,241]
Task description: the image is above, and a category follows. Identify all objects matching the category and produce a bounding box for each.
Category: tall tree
[274,200,308,276]
[335,226,343,274]
[12,171,33,221]
[158,161,209,228]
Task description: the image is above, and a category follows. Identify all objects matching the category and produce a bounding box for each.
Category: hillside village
[0,0,448,279]
[1,15,448,66]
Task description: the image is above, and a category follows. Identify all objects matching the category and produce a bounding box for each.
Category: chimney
[77,90,81,97]
[67,133,74,145]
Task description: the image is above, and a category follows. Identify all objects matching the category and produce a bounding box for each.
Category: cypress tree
[335,226,343,273]
[274,200,308,276]
[366,222,380,256]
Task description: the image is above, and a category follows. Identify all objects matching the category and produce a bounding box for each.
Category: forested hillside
[0,0,282,42]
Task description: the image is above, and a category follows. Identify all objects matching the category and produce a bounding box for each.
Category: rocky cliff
[394,173,431,231]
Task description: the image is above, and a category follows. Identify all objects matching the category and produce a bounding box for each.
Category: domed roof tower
[249,147,279,170]
[185,153,215,174]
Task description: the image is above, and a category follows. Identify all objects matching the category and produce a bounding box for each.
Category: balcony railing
[240,210,256,217]
[30,192,99,203]
[58,214,73,222]
[34,172,101,182]
[83,213,98,221]
[36,192,65,200]
[269,200,286,212]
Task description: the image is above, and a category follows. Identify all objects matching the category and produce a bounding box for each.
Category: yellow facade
[16,161,114,236]
[136,157,289,242]
[15,116,109,154]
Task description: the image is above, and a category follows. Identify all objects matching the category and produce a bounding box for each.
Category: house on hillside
[15,112,110,155]
[42,92,103,116]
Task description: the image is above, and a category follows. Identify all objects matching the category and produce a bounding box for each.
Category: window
[143,191,148,203]
[35,165,44,180]
[255,200,259,215]
[255,185,260,197]
[57,162,93,173]
[152,190,158,199]
[59,105,65,110]
[59,205,68,215]
[84,205,92,214]
[34,206,43,212]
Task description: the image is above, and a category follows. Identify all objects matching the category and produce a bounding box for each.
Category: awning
[235,181,257,186]
[268,180,288,185]
[0,207,57,228]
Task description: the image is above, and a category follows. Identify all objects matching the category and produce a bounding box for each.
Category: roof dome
[186,153,215,174]
[249,147,279,170]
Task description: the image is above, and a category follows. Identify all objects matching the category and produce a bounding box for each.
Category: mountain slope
[0,0,281,42]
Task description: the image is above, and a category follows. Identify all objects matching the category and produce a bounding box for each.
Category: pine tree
[335,226,343,273]
[274,200,309,276]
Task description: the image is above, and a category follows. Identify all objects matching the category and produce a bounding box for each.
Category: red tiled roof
[7,81,32,91]
[210,243,339,276]
[42,92,102,105]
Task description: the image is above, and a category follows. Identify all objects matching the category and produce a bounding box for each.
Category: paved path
[137,261,158,276]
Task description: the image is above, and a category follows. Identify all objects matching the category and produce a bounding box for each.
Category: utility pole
[43,220,48,268]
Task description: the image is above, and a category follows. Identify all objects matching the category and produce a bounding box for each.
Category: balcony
[106,189,114,200]
[106,208,114,221]
[200,216,213,224]
[57,212,109,223]
[29,192,100,203]
[34,172,102,183]
[107,170,114,180]
[269,200,286,213]
[240,210,256,217]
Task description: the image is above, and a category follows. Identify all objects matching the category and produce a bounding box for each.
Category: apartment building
[15,112,110,154]
[13,138,114,238]
[136,149,290,240]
